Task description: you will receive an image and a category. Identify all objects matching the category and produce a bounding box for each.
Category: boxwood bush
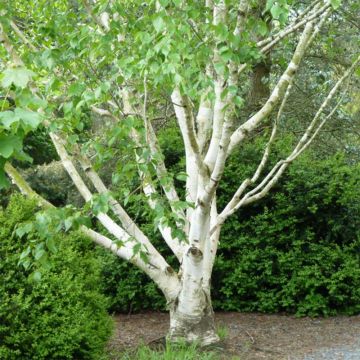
[212,151,360,316]
[0,195,112,360]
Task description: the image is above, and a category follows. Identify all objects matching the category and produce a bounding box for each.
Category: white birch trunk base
[168,293,219,346]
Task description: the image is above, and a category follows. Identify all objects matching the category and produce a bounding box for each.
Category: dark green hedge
[0,195,112,360]
[99,128,360,317]
[212,152,360,316]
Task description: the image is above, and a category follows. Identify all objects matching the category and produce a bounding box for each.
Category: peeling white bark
[228,21,316,155]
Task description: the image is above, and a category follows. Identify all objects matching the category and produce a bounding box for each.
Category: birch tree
[0,0,359,345]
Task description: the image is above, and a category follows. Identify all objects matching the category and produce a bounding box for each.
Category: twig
[245,330,255,344]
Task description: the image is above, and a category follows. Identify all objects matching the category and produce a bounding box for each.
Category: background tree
[0,0,359,345]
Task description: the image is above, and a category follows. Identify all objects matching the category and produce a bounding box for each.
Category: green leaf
[21,259,32,270]
[176,172,188,182]
[159,0,169,6]
[30,270,42,282]
[214,62,226,75]
[265,0,275,12]
[153,16,166,33]
[139,251,149,264]
[0,157,9,189]
[68,82,85,96]
[34,245,46,260]
[90,193,110,215]
[14,149,33,163]
[15,108,42,131]
[0,134,22,158]
[0,169,9,189]
[1,67,36,88]
[257,20,268,36]
[20,246,31,260]
[234,96,245,108]
[330,0,341,9]
[0,111,19,129]
[46,237,57,253]
[355,67,360,77]
[132,243,142,256]
[64,217,73,231]
[270,4,283,19]
[15,223,34,238]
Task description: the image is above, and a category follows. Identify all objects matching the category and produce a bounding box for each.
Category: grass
[216,325,229,341]
[110,335,241,360]
[109,326,240,360]
[117,341,220,360]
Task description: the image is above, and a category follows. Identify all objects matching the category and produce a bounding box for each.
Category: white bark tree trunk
[168,245,218,345]
[169,294,218,345]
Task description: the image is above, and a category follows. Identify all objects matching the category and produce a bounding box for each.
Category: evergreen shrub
[0,195,112,360]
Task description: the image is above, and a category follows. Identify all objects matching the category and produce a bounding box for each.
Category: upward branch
[228,18,320,155]
[211,54,360,233]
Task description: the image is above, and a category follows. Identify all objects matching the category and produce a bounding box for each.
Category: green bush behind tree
[0,195,112,360]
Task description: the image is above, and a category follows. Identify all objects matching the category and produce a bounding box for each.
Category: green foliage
[1,67,35,88]
[22,127,58,165]
[0,195,112,359]
[0,66,46,188]
[98,243,167,313]
[212,149,360,317]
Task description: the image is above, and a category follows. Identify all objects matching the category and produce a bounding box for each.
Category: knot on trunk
[188,246,203,259]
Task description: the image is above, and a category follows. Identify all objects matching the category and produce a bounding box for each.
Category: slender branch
[213,82,293,232]
[215,55,360,226]
[194,0,219,155]
[171,88,208,222]
[203,0,229,172]
[203,81,227,172]
[235,3,330,78]
[141,81,187,228]
[0,22,24,66]
[9,20,37,52]
[228,19,320,155]
[121,89,187,260]
[171,89,205,175]
[258,2,330,53]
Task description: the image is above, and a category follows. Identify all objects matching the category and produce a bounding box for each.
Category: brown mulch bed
[108,312,360,359]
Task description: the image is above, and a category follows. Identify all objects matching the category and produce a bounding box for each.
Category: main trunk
[168,288,219,346]
[164,198,221,345]
[167,244,219,346]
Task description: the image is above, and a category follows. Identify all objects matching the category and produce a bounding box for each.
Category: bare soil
[108,312,360,359]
